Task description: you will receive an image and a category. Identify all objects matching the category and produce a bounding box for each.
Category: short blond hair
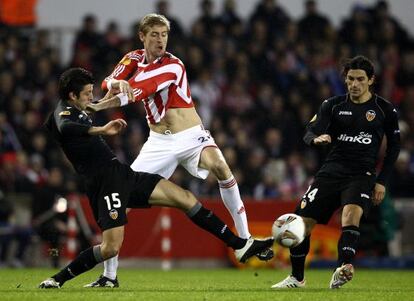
[139,13,170,34]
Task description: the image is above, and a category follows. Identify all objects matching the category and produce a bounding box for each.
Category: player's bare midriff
[149,107,203,134]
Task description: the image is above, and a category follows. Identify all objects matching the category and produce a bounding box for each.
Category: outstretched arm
[93,65,181,111]
[86,87,132,113]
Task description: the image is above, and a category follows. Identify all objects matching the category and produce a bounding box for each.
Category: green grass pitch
[0,267,413,301]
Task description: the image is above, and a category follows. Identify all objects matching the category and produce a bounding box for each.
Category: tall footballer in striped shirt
[85,13,273,287]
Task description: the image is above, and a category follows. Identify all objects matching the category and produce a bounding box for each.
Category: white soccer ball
[272,213,306,248]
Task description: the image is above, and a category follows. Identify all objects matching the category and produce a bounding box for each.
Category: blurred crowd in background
[0,0,414,266]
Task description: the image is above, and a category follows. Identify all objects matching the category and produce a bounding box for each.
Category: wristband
[116,93,129,106]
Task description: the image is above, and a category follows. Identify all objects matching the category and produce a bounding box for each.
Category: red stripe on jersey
[143,98,156,124]
[151,71,177,88]
[113,65,126,78]
[177,66,185,87]
[153,93,164,117]
[168,90,193,108]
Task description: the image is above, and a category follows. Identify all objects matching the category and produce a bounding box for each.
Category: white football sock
[103,255,118,280]
[218,176,251,239]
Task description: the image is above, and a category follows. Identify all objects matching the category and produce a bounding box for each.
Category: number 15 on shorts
[104,193,122,210]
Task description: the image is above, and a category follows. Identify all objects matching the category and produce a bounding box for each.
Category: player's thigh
[177,129,218,179]
[295,177,342,224]
[130,140,178,179]
[128,172,163,208]
[148,179,197,211]
[341,174,376,220]
[86,164,131,231]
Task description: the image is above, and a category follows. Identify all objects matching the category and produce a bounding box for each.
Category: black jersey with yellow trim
[304,94,400,184]
[45,100,116,175]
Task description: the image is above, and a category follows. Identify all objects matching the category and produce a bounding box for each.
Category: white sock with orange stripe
[103,255,118,280]
[218,176,251,239]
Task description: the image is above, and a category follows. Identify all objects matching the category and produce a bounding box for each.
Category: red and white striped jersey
[102,49,194,124]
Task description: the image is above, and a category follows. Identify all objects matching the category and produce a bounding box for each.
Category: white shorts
[130,125,217,179]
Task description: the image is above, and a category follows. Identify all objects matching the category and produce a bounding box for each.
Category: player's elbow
[303,131,316,146]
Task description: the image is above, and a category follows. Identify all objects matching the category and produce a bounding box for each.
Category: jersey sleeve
[128,59,184,101]
[101,52,139,90]
[303,99,333,146]
[376,106,401,185]
[55,110,91,137]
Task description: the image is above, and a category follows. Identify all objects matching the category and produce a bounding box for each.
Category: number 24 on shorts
[198,134,211,143]
[302,186,319,202]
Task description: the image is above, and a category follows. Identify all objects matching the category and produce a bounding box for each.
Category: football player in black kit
[272,56,400,289]
[38,67,274,289]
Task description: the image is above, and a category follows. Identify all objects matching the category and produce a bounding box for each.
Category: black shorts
[294,174,376,224]
[85,160,163,231]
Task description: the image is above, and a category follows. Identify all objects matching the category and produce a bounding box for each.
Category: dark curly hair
[58,67,94,100]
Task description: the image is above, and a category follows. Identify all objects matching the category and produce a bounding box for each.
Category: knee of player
[100,242,121,259]
[176,189,197,210]
[210,159,231,179]
[302,217,317,235]
[342,215,360,227]
[342,205,363,226]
